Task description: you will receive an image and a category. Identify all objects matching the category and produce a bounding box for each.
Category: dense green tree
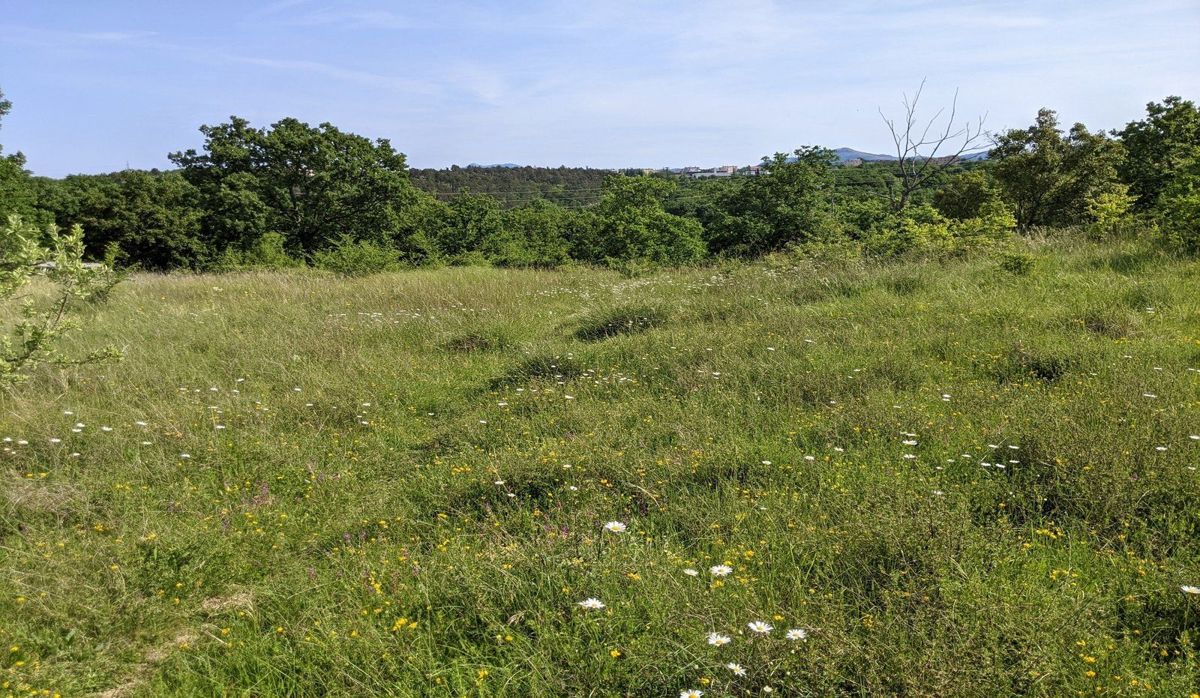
[170,117,419,255]
[933,168,1002,220]
[433,192,507,260]
[0,87,46,226]
[706,147,842,256]
[1157,156,1200,254]
[990,109,1125,229]
[573,176,704,266]
[54,171,206,270]
[498,199,573,267]
[1117,96,1200,209]
[409,165,612,209]
[663,178,733,231]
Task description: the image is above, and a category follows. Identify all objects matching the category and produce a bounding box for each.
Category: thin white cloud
[224,55,437,94]
[0,25,157,47]
[2,0,1197,175]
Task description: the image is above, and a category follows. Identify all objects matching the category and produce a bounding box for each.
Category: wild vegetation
[1,87,1199,696]
[1,232,1199,696]
[2,91,1198,272]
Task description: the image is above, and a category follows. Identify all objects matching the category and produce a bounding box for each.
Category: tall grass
[2,236,1198,696]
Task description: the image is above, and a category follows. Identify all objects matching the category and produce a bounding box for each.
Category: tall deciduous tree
[169,117,420,255]
[0,87,43,225]
[707,147,842,256]
[55,171,207,270]
[990,109,1125,229]
[499,199,573,267]
[1117,96,1200,209]
[933,169,1002,220]
[573,176,704,266]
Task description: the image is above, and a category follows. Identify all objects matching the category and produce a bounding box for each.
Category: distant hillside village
[669,164,763,178]
[461,147,930,181]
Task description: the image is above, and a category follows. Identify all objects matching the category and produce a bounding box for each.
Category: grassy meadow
[2,235,1200,696]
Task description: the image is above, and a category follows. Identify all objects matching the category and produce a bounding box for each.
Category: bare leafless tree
[879,79,987,211]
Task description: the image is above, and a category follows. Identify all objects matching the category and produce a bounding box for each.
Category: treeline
[1,91,1197,274]
[409,166,620,209]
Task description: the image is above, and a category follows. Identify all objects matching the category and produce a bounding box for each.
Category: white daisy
[680,691,704,698]
[683,568,699,577]
[706,632,732,646]
[603,521,627,534]
[786,628,808,641]
[1181,585,1200,595]
[747,621,773,634]
[577,598,605,610]
[725,662,747,676]
[710,565,733,577]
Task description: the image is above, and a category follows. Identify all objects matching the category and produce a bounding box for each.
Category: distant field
[2,236,1199,696]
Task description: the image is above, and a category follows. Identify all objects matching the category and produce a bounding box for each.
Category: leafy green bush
[1156,159,1200,255]
[861,204,952,257]
[933,169,1003,220]
[312,236,402,276]
[952,199,1017,251]
[706,147,842,256]
[998,250,1036,275]
[1,215,121,387]
[495,200,573,268]
[572,176,705,267]
[1085,187,1136,239]
[211,232,303,271]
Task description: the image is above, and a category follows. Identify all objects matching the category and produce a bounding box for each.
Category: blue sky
[1,0,1197,177]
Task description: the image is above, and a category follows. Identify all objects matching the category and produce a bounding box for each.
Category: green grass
[2,235,1199,697]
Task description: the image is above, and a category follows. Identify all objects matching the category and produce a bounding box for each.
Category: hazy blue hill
[832,147,897,162]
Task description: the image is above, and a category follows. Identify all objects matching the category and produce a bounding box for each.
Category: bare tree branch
[879,80,987,211]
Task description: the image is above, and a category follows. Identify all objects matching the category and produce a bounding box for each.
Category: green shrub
[1,216,121,387]
[572,176,706,266]
[242,232,302,269]
[998,251,1035,275]
[952,199,1017,252]
[862,204,952,257]
[210,232,303,271]
[934,169,1003,220]
[495,200,573,268]
[1157,173,1200,255]
[1085,187,1136,239]
[312,236,402,276]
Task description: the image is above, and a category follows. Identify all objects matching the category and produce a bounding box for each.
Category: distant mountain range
[832,148,897,162]
[454,148,989,172]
